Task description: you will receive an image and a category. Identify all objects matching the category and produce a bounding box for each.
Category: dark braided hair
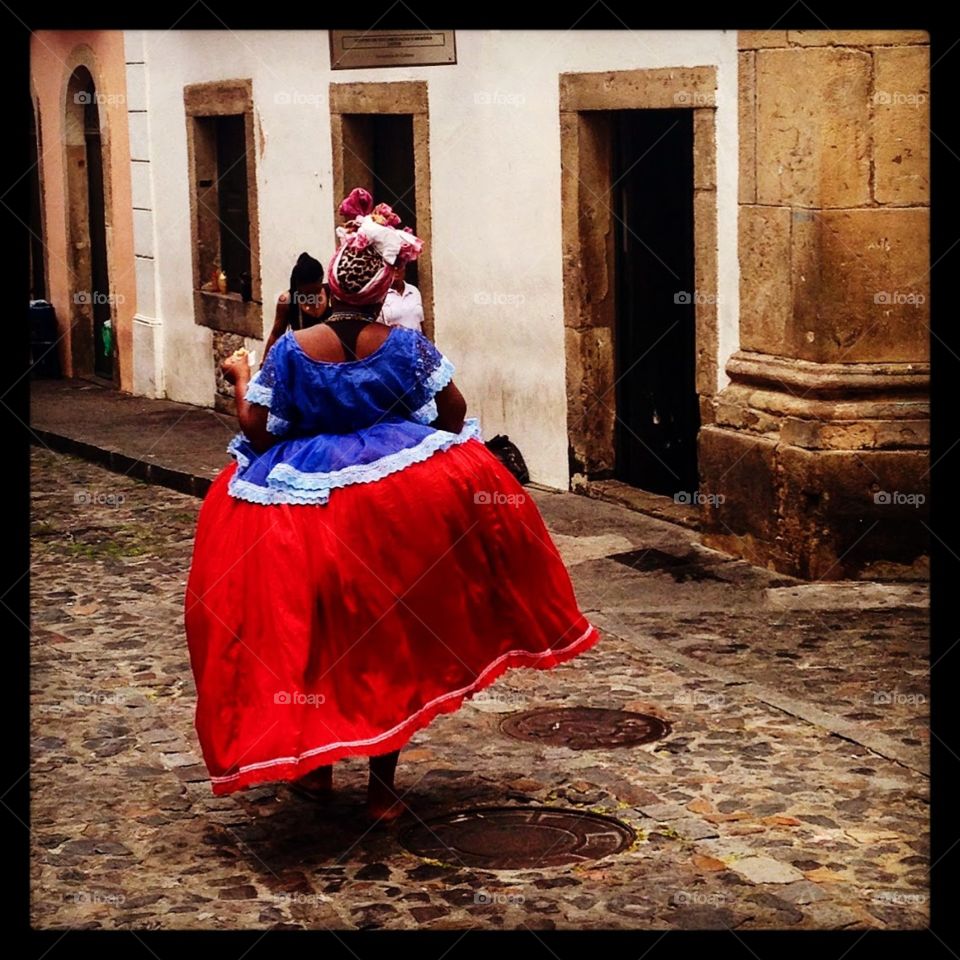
[287,252,324,329]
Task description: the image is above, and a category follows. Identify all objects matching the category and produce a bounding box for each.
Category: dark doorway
[82,80,113,380]
[64,67,117,384]
[341,114,418,289]
[611,109,698,496]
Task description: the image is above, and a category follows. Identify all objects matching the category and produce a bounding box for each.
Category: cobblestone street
[30,447,929,930]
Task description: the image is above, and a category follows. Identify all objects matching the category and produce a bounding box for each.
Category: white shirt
[378,282,424,332]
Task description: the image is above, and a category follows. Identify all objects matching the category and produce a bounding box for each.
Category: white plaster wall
[133,29,738,489]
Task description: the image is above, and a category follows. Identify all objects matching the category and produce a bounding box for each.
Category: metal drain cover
[399,806,635,869]
[500,706,670,749]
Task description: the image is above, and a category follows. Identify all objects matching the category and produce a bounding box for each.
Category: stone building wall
[699,30,930,579]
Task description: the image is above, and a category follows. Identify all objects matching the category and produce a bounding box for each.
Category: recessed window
[194,114,251,298]
[184,79,262,338]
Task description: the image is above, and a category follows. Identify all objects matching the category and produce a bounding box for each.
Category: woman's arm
[235,377,277,455]
[432,380,466,434]
[263,293,291,361]
[222,355,277,455]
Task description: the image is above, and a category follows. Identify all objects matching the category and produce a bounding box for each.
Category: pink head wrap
[327,188,425,306]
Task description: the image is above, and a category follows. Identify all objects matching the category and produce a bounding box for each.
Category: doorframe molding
[328,81,434,340]
[559,67,718,485]
[29,85,50,303]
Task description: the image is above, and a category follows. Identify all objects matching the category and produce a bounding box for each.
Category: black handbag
[485,434,530,484]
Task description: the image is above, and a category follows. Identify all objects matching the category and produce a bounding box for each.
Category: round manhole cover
[399,806,635,869]
[499,706,670,749]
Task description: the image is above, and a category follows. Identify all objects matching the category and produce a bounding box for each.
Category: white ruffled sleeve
[406,332,455,425]
[244,336,297,436]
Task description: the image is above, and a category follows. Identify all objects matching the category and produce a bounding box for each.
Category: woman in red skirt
[183,188,600,822]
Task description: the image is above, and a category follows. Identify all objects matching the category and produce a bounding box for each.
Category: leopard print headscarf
[333,245,385,296]
[327,240,394,306]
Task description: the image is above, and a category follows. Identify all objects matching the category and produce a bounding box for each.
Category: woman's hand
[222,349,251,386]
[225,347,274,453]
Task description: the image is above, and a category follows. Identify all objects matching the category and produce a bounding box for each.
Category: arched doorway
[64,65,114,383]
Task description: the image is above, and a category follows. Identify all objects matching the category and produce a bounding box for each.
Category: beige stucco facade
[31,31,137,392]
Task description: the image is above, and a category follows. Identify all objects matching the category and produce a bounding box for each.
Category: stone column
[699,31,930,580]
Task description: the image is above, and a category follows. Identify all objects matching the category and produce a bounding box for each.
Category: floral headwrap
[327,187,425,306]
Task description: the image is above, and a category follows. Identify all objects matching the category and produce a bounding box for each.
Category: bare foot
[365,749,406,822]
[364,792,409,823]
[291,764,333,801]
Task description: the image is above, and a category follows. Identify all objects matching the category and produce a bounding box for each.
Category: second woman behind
[264,252,331,360]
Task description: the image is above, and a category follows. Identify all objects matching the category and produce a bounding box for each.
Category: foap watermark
[292,291,327,309]
[874,290,925,306]
[674,491,725,506]
[474,490,526,507]
[674,690,726,709]
[473,90,526,107]
[74,690,127,707]
[74,90,126,106]
[274,690,326,707]
[474,889,525,905]
[674,890,726,906]
[870,889,928,905]
[274,89,323,108]
[271,891,331,907]
[872,90,927,107]
[674,290,719,306]
[873,690,927,706]
[65,890,127,906]
[478,689,526,704]
[873,490,925,507]
[469,688,528,709]
[74,489,126,507]
[673,90,717,107]
[474,291,526,308]
[74,290,125,306]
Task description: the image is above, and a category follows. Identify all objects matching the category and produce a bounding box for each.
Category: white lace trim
[227,433,251,469]
[409,355,455,424]
[424,355,455,393]
[266,412,290,436]
[226,418,483,505]
[411,397,438,425]
[244,380,273,407]
[239,375,289,436]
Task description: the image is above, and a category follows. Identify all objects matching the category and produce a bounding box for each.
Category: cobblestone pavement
[29,447,929,930]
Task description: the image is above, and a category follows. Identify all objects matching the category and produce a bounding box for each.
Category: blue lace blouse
[226,326,481,504]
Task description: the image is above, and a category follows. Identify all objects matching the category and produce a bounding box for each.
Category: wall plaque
[329,30,456,69]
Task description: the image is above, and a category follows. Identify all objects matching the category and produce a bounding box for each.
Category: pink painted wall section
[30,31,136,392]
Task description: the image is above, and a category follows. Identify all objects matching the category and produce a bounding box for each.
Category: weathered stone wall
[700,31,930,580]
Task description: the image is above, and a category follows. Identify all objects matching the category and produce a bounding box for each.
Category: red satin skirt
[183,438,599,795]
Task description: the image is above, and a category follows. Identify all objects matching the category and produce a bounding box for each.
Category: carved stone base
[698,351,929,580]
